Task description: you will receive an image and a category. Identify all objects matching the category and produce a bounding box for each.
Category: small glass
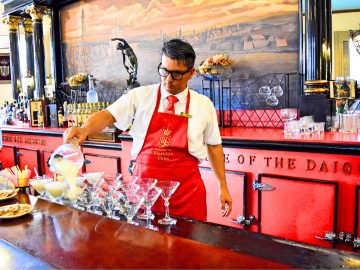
[280,108,297,122]
[331,115,340,131]
[299,116,314,134]
[312,122,325,134]
[284,120,299,136]
[339,113,358,133]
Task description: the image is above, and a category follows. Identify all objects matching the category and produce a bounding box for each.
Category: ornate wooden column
[22,18,35,100]
[25,4,47,99]
[304,0,332,81]
[2,15,21,99]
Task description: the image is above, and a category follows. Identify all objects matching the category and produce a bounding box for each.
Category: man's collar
[160,84,188,104]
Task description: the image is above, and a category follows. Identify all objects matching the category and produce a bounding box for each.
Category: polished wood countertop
[1,194,360,269]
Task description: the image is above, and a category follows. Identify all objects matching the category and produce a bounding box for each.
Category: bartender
[64,39,232,221]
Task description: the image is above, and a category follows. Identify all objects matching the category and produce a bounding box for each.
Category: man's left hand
[219,186,232,217]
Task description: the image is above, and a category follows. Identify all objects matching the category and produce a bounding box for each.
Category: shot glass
[312,122,325,134]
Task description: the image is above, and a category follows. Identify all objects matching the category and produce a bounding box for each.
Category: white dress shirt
[107,83,222,162]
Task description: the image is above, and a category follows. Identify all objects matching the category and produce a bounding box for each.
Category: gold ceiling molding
[2,15,21,31]
[22,18,33,33]
[25,4,47,21]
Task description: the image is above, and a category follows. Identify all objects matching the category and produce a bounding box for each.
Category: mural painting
[61,0,299,96]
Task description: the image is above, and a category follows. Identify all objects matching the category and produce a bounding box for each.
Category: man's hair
[161,39,196,69]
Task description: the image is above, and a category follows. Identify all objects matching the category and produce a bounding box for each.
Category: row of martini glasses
[30,173,180,231]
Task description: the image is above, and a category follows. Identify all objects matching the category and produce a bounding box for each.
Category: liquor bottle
[84,103,90,123]
[38,104,44,128]
[67,104,73,127]
[76,103,82,127]
[58,106,64,128]
[73,103,78,127]
[86,75,98,103]
[63,102,68,128]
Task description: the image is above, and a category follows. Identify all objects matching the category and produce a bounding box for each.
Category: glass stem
[146,206,151,217]
[164,198,170,220]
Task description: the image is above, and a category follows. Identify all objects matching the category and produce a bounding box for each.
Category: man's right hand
[63,127,88,146]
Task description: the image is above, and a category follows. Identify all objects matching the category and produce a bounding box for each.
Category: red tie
[166,95,178,114]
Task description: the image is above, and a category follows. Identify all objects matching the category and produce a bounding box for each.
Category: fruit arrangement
[197,53,232,74]
[68,72,87,87]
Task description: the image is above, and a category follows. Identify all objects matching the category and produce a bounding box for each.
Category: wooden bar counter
[2,125,360,253]
[1,194,360,269]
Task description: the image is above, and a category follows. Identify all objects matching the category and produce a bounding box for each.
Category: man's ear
[188,67,196,78]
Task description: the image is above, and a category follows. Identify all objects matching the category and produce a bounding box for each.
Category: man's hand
[219,184,232,217]
[63,109,116,146]
[63,127,88,146]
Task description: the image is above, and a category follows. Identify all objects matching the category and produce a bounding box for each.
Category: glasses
[158,63,191,80]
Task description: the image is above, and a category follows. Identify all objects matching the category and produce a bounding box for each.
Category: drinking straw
[34,167,40,179]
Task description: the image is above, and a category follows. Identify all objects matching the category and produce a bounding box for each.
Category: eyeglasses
[158,63,191,80]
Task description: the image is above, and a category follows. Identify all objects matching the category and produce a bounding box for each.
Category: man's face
[160,55,195,95]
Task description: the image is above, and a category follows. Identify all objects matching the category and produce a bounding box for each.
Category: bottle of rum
[58,106,64,128]
[38,104,44,128]
[63,102,68,128]
[67,103,73,127]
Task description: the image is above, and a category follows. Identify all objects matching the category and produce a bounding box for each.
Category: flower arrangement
[196,53,232,79]
[68,72,87,88]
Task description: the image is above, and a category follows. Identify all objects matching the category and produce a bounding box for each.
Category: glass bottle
[63,102,68,128]
[58,106,64,128]
[38,104,44,128]
[67,104,73,127]
[86,75,98,103]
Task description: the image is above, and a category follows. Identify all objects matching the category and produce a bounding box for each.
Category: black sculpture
[111,38,140,89]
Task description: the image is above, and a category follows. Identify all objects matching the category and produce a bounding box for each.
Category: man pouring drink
[64,39,232,221]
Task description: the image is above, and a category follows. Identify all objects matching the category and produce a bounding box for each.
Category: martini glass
[82,172,105,212]
[138,186,161,220]
[30,177,52,199]
[67,176,87,209]
[116,176,139,215]
[96,173,122,218]
[44,181,69,204]
[140,187,162,231]
[123,193,144,226]
[157,181,180,225]
[136,178,158,219]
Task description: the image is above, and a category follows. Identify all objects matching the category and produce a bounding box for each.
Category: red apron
[135,85,207,221]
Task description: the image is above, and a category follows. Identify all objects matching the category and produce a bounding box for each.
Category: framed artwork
[0,53,11,83]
